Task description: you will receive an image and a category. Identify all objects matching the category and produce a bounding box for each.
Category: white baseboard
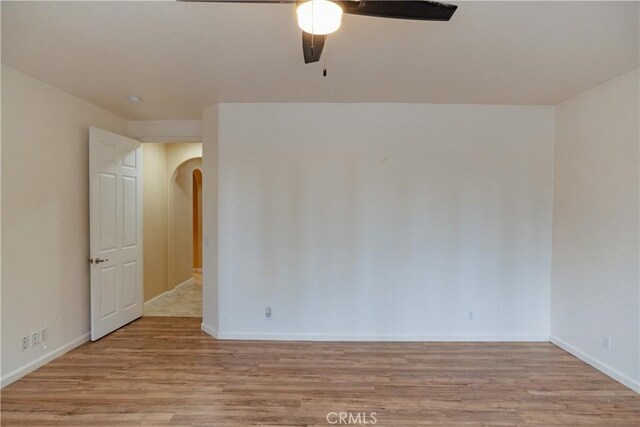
[201,322,218,338]
[215,331,549,342]
[144,278,195,307]
[1,332,91,388]
[550,335,639,393]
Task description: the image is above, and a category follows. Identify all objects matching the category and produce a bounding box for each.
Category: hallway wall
[142,143,169,301]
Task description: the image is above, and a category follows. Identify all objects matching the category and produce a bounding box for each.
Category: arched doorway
[167,157,202,296]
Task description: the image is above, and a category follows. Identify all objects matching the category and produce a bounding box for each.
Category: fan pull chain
[310,0,315,58]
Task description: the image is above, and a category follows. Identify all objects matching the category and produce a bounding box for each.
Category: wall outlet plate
[41,327,48,342]
[21,336,30,351]
[32,330,41,346]
[265,307,272,319]
[601,335,611,350]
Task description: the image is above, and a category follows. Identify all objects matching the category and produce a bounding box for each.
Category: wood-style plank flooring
[2,317,638,426]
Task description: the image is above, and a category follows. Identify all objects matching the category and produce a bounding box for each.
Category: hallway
[144,271,202,317]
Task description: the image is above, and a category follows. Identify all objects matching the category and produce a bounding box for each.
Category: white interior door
[89,127,143,341]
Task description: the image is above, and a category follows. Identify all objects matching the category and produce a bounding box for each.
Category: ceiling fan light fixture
[297,0,343,35]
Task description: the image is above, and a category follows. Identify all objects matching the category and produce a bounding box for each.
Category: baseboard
[550,335,639,393]
[201,322,219,338]
[144,278,195,307]
[216,331,549,342]
[1,332,91,388]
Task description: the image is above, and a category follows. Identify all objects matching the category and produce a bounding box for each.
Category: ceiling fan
[181,0,458,64]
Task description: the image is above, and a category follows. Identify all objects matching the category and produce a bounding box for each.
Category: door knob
[90,257,109,264]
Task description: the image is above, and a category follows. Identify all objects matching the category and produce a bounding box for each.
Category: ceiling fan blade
[179,1,295,3]
[180,0,457,21]
[335,0,457,21]
[302,31,326,64]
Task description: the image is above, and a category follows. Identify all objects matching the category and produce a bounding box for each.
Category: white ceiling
[2,1,638,120]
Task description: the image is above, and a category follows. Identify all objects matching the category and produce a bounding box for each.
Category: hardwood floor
[2,317,638,426]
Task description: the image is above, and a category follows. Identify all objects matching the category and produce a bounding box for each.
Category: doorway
[140,142,203,317]
[193,168,203,282]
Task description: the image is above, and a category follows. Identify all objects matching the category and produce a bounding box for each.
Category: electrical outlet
[265,307,272,319]
[468,311,474,320]
[32,330,41,346]
[41,328,48,342]
[602,335,611,350]
[21,336,30,351]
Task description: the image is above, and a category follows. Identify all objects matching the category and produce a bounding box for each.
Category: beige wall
[1,65,127,385]
[551,68,640,391]
[166,143,202,179]
[142,143,168,301]
[141,142,202,302]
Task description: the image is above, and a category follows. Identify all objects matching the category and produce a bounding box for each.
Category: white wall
[201,105,219,335]
[1,65,127,386]
[551,68,640,392]
[215,103,555,340]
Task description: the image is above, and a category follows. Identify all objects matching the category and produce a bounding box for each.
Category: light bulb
[297,0,343,36]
